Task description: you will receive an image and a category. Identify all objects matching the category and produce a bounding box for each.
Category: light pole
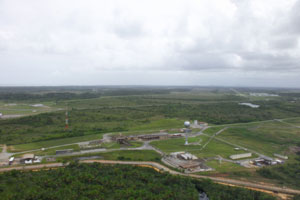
[184,121,190,145]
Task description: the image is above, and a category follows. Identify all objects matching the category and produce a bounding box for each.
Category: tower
[184,121,190,145]
[65,108,69,130]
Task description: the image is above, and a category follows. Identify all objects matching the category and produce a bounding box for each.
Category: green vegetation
[293,195,300,200]
[283,118,300,126]
[150,136,248,159]
[99,141,143,149]
[205,160,248,173]
[218,121,300,156]
[203,126,225,135]
[2,87,300,146]
[1,87,300,191]
[257,149,300,188]
[0,163,275,200]
[150,136,209,153]
[35,144,80,156]
[59,150,161,162]
[8,133,103,152]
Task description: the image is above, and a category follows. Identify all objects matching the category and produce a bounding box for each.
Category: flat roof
[21,154,35,159]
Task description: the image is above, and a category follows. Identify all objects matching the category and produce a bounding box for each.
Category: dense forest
[0,87,178,101]
[0,163,275,200]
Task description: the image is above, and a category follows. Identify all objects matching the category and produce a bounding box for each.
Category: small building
[169,134,182,138]
[0,112,2,118]
[275,159,284,164]
[56,149,73,155]
[230,153,252,160]
[199,122,208,127]
[274,153,288,160]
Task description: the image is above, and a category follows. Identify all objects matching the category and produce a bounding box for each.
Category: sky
[0,0,299,87]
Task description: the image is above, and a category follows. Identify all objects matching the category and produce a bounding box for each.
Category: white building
[170,152,198,160]
[230,153,252,160]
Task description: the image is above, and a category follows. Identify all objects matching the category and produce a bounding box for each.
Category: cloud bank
[0,0,299,86]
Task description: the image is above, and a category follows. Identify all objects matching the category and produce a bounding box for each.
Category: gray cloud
[0,0,299,87]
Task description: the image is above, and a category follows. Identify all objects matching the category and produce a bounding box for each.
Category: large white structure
[170,152,198,160]
[184,121,190,145]
[230,153,252,160]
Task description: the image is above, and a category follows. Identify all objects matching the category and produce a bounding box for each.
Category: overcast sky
[0,0,299,87]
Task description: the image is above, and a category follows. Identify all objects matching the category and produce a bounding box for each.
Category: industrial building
[112,133,182,142]
[251,157,284,166]
[274,153,288,160]
[170,152,198,160]
[20,154,41,164]
[230,153,252,160]
[191,120,208,128]
[56,149,73,155]
[163,152,212,173]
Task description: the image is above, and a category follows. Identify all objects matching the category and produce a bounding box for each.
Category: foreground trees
[0,163,275,200]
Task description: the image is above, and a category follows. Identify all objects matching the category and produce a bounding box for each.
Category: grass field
[217,121,300,156]
[8,133,104,153]
[35,144,80,156]
[204,160,248,173]
[203,126,225,135]
[150,135,249,159]
[100,141,143,149]
[282,117,300,126]
[58,150,161,162]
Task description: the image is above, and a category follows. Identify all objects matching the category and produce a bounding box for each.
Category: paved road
[200,127,228,150]
[0,145,13,161]
[274,119,300,129]
[1,160,300,196]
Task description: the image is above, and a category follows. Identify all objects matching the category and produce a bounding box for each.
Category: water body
[199,192,209,200]
[238,103,260,108]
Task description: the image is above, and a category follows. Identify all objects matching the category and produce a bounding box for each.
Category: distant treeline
[0,163,275,200]
[0,92,100,101]
[279,93,300,97]
[0,88,191,101]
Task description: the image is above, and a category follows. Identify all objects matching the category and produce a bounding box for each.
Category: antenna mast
[65,105,69,130]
